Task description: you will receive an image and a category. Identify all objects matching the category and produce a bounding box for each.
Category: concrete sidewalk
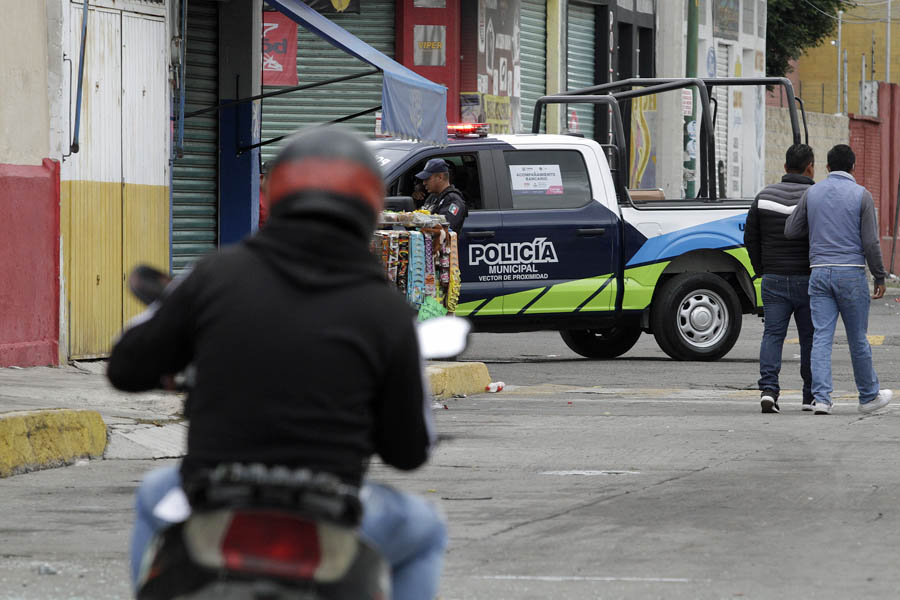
[0,360,490,478]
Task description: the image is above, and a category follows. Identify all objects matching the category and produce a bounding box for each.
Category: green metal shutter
[171,1,219,274]
[567,2,595,140]
[520,0,546,133]
[261,1,395,163]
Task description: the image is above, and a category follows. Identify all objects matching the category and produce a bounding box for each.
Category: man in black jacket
[109,127,446,599]
[744,144,816,413]
[416,158,468,231]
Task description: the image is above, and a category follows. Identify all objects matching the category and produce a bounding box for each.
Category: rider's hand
[872,284,886,300]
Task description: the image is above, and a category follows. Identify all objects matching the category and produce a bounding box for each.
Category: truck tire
[560,324,642,359]
[651,273,742,361]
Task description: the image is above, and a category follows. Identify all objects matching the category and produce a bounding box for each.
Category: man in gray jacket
[784,144,891,414]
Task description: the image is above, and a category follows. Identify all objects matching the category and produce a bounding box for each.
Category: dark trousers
[758,274,814,402]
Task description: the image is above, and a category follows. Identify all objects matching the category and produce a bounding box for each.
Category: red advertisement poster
[263,12,298,86]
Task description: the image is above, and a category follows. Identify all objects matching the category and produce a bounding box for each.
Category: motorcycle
[127,265,470,600]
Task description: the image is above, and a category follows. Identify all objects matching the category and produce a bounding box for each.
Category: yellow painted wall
[794,7,900,114]
[123,184,170,324]
[63,181,123,359]
[61,182,169,358]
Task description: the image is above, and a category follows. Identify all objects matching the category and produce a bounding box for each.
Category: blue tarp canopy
[267,0,448,145]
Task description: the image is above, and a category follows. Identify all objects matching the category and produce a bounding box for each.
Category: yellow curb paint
[0,410,107,478]
[426,362,492,399]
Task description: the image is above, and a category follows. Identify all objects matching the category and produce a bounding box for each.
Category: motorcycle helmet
[265,125,385,218]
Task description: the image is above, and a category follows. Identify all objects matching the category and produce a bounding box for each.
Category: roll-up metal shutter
[519,0,546,133]
[714,42,730,197]
[261,1,394,163]
[171,1,219,274]
[567,2,595,140]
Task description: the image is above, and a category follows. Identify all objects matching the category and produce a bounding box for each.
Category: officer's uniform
[423,186,468,231]
[415,158,469,231]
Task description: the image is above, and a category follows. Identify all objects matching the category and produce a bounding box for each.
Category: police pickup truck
[371,78,808,361]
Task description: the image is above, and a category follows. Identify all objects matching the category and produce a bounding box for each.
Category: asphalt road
[3,299,900,599]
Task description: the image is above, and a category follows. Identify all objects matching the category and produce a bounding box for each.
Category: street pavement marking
[540,470,641,476]
[474,575,707,583]
[786,334,884,345]
[496,385,880,406]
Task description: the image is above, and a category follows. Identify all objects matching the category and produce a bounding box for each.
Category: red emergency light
[448,123,488,138]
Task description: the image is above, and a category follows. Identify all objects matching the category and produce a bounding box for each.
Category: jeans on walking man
[784,144,891,414]
[744,144,816,413]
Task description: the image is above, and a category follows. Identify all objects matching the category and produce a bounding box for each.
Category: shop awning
[267,0,448,145]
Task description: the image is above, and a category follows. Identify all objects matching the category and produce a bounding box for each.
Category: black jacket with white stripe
[744,173,815,276]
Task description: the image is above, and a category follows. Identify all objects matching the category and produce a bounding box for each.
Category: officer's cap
[415,158,449,180]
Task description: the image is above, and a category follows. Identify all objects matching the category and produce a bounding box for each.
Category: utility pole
[843,49,849,114]
[837,9,843,113]
[684,0,698,197]
[888,0,893,84]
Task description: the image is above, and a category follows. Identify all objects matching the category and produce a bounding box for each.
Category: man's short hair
[785,144,814,174]
[827,144,856,173]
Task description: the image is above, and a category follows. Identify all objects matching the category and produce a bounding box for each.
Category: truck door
[390,149,504,316]
[489,146,618,316]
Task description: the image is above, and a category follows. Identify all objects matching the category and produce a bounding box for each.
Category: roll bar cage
[533,77,809,202]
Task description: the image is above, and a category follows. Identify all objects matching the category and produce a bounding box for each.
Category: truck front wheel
[560,323,642,359]
[651,273,742,361]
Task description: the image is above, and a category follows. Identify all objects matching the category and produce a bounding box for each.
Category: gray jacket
[784,171,886,285]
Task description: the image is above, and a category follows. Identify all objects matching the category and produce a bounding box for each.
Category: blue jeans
[758,274,813,402]
[808,267,880,406]
[130,466,448,600]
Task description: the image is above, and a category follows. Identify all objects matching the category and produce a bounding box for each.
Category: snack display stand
[372,211,461,318]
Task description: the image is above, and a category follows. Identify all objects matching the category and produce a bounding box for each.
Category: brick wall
[849,84,900,273]
[765,106,848,185]
[849,115,883,231]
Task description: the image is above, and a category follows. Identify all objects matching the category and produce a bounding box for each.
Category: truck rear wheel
[651,273,742,361]
[560,324,642,359]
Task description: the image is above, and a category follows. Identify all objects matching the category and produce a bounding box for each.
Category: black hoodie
[108,194,433,486]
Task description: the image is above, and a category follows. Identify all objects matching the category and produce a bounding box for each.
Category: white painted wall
[0,0,51,165]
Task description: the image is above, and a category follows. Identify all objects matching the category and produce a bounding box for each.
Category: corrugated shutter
[715,42,730,196]
[171,1,219,274]
[261,1,394,163]
[567,2,595,139]
[519,0,546,133]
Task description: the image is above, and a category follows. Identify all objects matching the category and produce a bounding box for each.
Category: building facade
[2,0,667,366]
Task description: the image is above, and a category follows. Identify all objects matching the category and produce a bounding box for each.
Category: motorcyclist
[108,126,447,600]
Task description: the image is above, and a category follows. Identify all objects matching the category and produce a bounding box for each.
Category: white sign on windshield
[509,164,564,195]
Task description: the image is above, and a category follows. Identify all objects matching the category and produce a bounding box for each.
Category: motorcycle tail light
[221,511,321,578]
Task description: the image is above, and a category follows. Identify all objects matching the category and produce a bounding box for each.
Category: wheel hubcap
[676,288,728,349]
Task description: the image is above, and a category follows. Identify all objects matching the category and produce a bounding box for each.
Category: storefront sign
[478,0,521,132]
[262,13,298,86]
[483,94,511,133]
[713,0,739,41]
[414,25,446,66]
[303,0,360,13]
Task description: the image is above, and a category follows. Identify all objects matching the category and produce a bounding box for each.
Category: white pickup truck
[372,78,808,361]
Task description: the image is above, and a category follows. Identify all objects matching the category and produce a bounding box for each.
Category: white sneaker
[859,389,893,414]
[814,402,832,415]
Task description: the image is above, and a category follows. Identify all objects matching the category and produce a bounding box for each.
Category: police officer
[415,158,468,231]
